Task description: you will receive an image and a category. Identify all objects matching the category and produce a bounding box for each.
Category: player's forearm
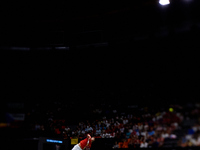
[87,134,91,139]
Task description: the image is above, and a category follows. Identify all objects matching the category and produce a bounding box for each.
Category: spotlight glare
[159,0,170,5]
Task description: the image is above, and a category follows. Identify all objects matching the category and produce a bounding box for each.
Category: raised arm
[87,134,91,139]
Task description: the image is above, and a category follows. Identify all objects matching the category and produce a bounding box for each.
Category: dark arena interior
[1,0,200,150]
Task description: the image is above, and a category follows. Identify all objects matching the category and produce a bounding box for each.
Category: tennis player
[72,134,95,150]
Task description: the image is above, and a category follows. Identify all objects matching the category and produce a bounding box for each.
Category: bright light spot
[169,108,174,112]
[46,139,63,143]
[159,0,170,5]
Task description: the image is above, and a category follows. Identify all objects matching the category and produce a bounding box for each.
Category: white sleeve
[87,139,90,145]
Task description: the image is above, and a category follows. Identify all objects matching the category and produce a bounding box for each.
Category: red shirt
[79,136,92,149]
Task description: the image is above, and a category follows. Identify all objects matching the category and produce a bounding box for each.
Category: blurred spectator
[65,126,70,132]
[105,126,112,133]
[95,126,101,136]
[119,125,124,133]
[100,130,106,138]
[35,122,40,131]
[148,127,155,136]
[112,141,119,149]
[121,138,130,148]
[123,117,129,125]
[140,137,148,148]
[161,130,169,139]
[188,128,195,135]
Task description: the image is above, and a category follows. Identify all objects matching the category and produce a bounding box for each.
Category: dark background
[0,0,200,106]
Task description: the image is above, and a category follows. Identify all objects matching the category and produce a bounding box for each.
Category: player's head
[91,137,95,142]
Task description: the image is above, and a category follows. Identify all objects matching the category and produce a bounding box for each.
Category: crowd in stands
[68,107,182,148]
[4,100,200,148]
[176,103,200,147]
[17,100,199,148]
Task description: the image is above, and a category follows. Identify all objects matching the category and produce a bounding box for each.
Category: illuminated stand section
[159,0,170,5]
[38,137,69,150]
